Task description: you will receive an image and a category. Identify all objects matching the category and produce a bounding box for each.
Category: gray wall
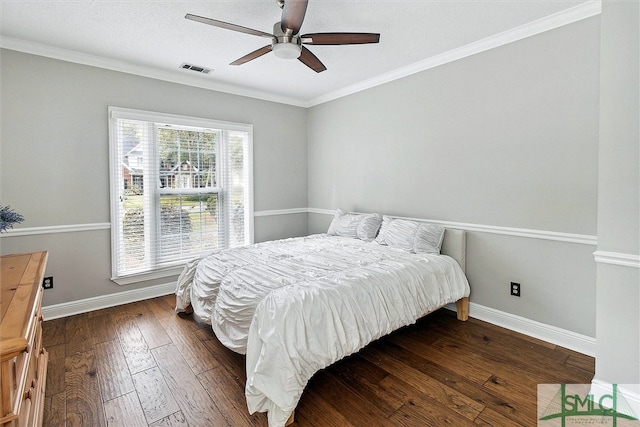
[0,50,308,306]
[595,0,639,385]
[307,17,601,337]
[3,9,633,381]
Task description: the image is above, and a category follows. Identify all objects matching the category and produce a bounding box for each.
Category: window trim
[108,106,254,285]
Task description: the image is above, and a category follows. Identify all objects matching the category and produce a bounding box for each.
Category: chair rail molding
[2,209,599,247]
[593,251,640,269]
[310,208,597,246]
[0,222,111,237]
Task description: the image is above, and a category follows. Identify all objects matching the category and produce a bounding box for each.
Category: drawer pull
[12,360,18,389]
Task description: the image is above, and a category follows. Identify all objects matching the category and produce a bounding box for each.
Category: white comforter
[175,234,470,427]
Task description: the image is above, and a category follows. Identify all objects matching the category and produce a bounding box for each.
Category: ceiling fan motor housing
[271,22,302,59]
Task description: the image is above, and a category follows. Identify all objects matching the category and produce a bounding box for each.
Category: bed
[175,211,470,427]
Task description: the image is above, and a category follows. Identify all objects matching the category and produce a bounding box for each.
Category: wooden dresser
[0,252,49,427]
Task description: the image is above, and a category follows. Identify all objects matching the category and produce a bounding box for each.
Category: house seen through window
[109,107,253,282]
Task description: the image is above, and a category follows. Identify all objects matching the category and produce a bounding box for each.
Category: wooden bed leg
[285,410,295,426]
[177,304,194,318]
[456,297,469,321]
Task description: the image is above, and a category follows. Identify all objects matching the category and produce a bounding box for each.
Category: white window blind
[108,107,253,283]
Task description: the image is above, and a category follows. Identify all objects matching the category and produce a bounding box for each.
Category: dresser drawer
[1,350,27,421]
[28,350,47,427]
[0,327,37,425]
[3,347,47,427]
[15,397,30,427]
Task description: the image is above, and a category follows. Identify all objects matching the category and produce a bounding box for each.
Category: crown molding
[1,1,600,109]
[305,0,602,107]
[0,36,307,108]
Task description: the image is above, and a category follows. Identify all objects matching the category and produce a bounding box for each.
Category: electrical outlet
[42,276,53,290]
[510,282,521,297]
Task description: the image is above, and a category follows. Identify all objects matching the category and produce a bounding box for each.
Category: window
[109,107,253,284]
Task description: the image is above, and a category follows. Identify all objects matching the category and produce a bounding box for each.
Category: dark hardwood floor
[42,295,594,426]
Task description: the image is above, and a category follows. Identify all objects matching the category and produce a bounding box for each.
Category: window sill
[111,265,185,286]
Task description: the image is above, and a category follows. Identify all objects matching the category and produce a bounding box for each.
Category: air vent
[180,63,212,74]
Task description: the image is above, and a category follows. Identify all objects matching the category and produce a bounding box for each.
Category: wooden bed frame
[284,227,470,426]
[180,227,470,426]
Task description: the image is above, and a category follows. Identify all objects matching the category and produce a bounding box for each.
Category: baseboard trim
[447,301,595,356]
[42,282,176,320]
[43,282,595,357]
[590,379,640,414]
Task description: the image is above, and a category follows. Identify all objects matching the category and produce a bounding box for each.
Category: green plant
[0,205,24,233]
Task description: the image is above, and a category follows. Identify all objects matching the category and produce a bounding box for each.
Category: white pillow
[376,216,445,254]
[327,209,383,241]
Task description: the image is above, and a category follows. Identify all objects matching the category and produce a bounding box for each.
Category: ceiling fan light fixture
[272,42,302,59]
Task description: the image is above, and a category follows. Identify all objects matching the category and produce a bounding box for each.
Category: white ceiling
[1,0,597,106]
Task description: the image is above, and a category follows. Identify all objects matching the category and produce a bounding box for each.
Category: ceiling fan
[185,0,380,73]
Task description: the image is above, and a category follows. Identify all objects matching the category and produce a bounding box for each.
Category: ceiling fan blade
[230,45,273,65]
[185,13,274,38]
[298,46,326,73]
[280,0,308,35]
[301,32,380,45]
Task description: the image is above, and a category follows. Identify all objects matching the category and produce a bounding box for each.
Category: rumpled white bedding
[175,234,470,427]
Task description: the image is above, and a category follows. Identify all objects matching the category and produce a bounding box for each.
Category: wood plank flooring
[42,295,594,426]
